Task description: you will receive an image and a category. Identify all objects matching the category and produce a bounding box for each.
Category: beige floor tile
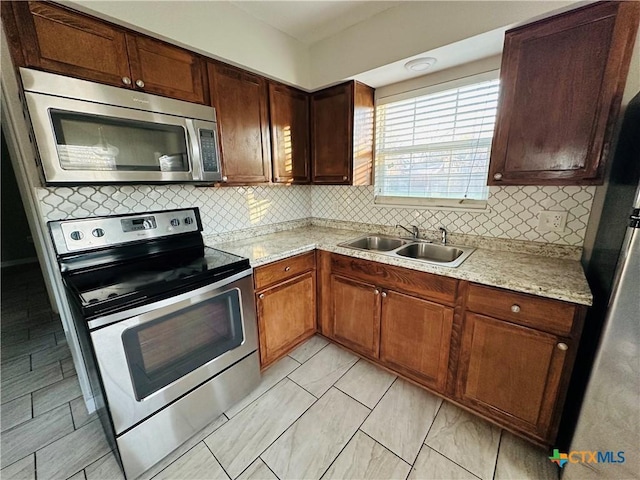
[409,445,480,480]
[225,355,300,418]
[361,378,441,464]
[494,431,558,480]
[425,401,501,480]
[70,397,98,430]
[152,443,228,480]
[204,378,315,478]
[322,430,411,480]
[1,404,73,469]
[84,452,124,480]
[67,470,86,480]
[36,419,111,480]
[335,358,396,408]
[288,335,329,363]
[262,387,369,480]
[0,454,35,480]
[288,343,357,397]
[1,395,32,432]
[237,459,278,480]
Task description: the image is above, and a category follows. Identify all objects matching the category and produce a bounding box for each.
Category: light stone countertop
[208,226,592,306]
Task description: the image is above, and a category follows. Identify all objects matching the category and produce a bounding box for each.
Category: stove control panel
[49,208,202,254]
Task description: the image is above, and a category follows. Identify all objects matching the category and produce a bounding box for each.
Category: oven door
[89,270,257,434]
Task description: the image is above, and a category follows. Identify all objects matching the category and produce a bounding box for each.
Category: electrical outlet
[538,210,568,233]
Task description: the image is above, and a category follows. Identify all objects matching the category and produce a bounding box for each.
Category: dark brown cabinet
[488,1,640,186]
[380,290,453,393]
[311,81,374,185]
[254,252,317,368]
[330,274,381,358]
[5,2,207,104]
[268,83,310,183]
[208,62,271,184]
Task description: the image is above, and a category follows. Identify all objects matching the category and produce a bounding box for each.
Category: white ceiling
[230,1,402,45]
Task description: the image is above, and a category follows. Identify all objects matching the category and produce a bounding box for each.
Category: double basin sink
[339,234,475,268]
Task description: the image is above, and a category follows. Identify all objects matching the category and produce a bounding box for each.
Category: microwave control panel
[200,129,219,173]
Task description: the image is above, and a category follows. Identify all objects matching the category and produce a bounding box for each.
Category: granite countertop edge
[208,226,593,306]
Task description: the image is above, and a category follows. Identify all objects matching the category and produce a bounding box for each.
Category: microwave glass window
[122,289,244,400]
[50,110,189,172]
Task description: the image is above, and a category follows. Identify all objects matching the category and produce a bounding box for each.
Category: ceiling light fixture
[404,57,437,72]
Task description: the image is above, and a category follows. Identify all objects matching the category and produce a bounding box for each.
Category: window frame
[373,70,500,211]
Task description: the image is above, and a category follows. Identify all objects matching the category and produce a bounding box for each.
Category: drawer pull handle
[557,342,568,351]
[259,293,264,299]
[374,289,380,295]
[381,292,387,298]
[511,304,521,313]
[284,266,291,272]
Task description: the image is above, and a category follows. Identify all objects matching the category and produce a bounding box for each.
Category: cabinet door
[257,271,316,368]
[269,83,310,183]
[457,313,569,438]
[12,2,132,88]
[209,63,271,184]
[488,1,640,185]
[380,290,453,392]
[125,34,206,104]
[311,83,352,184]
[330,274,380,358]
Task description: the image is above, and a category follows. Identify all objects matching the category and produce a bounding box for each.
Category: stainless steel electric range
[48,208,259,479]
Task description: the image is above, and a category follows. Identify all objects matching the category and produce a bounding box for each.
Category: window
[375,71,500,209]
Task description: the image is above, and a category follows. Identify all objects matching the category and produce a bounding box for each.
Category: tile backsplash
[35,183,595,247]
[312,185,595,246]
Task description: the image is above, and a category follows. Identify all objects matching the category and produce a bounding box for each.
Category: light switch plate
[538,210,568,233]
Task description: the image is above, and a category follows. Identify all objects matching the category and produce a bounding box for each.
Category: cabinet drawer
[255,251,316,290]
[330,254,457,305]
[467,284,576,336]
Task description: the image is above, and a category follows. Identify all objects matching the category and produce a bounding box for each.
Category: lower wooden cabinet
[380,290,453,392]
[254,252,317,368]
[330,274,380,358]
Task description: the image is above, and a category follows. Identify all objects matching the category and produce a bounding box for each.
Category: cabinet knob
[135,79,145,88]
[381,292,387,298]
[259,293,265,299]
[557,342,568,351]
[342,176,348,181]
[493,172,503,181]
[222,176,228,182]
[122,76,132,85]
[284,266,291,272]
[275,177,280,181]
[374,289,380,295]
[510,304,521,313]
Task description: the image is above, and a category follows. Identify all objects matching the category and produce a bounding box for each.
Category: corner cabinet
[254,252,317,368]
[488,1,640,185]
[268,83,310,184]
[208,62,271,184]
[311,81,374,185]
[5,1,207,104]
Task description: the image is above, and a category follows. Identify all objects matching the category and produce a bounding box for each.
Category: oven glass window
[49,110,189,172]
[122,289,243,400]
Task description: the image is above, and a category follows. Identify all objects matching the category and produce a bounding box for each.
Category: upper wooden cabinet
[311,81,374,185]
[4,2,207,104]
[268,83,310,184]
[488,1,640,186]
[208,62,271,184]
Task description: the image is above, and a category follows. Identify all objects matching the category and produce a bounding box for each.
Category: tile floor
[1,264,560,480]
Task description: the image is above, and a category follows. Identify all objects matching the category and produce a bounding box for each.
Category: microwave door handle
[185,120,202,181]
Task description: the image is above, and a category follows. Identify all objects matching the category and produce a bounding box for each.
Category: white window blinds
[375,74,499,208]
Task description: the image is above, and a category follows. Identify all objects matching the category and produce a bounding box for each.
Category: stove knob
[70,231,83,241]
[184,217,194,225]
[170,219,180,227]
[92,228,105,238]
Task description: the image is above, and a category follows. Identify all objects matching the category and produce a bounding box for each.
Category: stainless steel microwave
[20,68,223,185]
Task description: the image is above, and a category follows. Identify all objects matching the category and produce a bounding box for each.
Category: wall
[36,185,311,236]
[66,0,310,88]
[1,131,37,265]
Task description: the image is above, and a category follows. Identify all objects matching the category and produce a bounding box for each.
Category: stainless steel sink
[396,243,464,263]
[339,234,475,268]
[341,235,409,252]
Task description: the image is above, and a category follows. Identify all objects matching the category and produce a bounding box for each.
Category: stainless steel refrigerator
[563,92,640,479]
